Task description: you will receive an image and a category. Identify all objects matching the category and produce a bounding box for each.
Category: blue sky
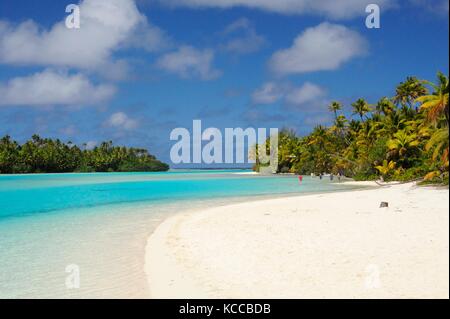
[0,0,448,166]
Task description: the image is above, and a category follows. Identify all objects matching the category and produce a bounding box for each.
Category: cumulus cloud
[124,20,172,52]
[252,81,328,109]
[155,46,222,80]
[269,22,367,76]
[285,82,327,106]
[251,82,284,104]
[158,0,394,19]
[0,69,115,107]
[0,0,169,74]
[222,18,266,54]
[106,112,139,130]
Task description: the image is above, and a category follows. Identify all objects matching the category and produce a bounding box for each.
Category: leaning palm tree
[351,98,371,121]
[416,72,449,126]
[426,128,449,166]
[328,101,342,120]
[423,127,449,181]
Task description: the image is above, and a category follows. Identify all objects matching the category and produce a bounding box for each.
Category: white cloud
[222,18,266,54]
[269,22,367,76]
[158,0,394,19]
[251,82,284,104]
[124,20,172,52]
[156,46,222,80]
[252,81,328,109]
[0,0,169,74]
[0,69,115,107]
[106,112,139,130]
[223,17,252,34]
[285,82,327,106]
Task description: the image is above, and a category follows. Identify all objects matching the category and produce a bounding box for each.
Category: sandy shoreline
[145,182,449,299]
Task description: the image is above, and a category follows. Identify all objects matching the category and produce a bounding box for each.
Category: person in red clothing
[298,175,303,184]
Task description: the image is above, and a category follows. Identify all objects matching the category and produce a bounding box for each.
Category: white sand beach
[145,182,449,299]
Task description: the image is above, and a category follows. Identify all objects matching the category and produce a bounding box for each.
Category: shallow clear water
[0,170,368,298]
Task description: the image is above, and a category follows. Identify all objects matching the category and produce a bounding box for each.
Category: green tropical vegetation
[254,72,449,185]
[0,135,169,174]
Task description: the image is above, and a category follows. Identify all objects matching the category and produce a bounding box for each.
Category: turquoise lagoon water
[0,170,368,298]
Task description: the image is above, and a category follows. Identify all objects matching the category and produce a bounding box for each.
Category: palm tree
[387,129,420,157]
[277,129,299,171]
[426,127,449,169]
[308,126,333,174]
[422,127,449,181]
[416,72,449,126]
[393,76,428,112]
[380,110,406,134]
[348,119,361,134]
[335,115,347,129]
[328,101,342,120]
[352,98,371,121]
[332,115,347,138]
[376,97,395,116]
[308,125,328,148]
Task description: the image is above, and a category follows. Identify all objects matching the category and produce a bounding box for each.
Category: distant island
[0,135,169,174]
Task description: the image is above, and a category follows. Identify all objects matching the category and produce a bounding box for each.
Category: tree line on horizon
[255,72,449,184]
[0,136,169,174]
